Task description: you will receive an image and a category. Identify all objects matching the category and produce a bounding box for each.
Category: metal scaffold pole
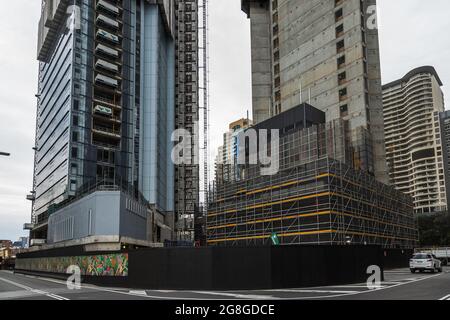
[199,0,209,215]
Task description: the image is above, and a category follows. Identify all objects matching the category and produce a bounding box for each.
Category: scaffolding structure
[199,0,209,212]
[208,119,418,249]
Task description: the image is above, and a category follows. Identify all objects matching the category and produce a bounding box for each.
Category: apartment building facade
[27,0,196,246]
[241,0,388,184]
[383,66,447,215]
[215,118,253,184]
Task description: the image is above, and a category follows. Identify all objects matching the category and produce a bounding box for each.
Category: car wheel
[410,269,416,273]
[438,267,443,273]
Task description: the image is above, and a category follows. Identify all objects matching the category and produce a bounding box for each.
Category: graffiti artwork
[15,253,128,277]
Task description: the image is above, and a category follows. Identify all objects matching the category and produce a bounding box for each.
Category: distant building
[0,240,12,249]
[208,104,417,248]
[439,110,450,211]
[215,118,253,183]
[215,146,225,185]
[383,66,447,215]
[12,237,29,249]
[0,240,16,269]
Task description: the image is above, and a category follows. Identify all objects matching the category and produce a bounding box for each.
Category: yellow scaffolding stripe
[336,176,414,210]
[213,173,333,203]
[333,230,417,242]
[207,211,332,230]
[208,191,333,217]
[207,229,334,244]
[212,172,413,212]
[207,229,417,244]
[207,210,416,231]
[338,212,416,231]
[209,190,414,223]
[246,180,299,195]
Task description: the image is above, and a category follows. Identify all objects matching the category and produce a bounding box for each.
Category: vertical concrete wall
[364,0,389,184]
[248,1,272,124]
[47,191,148,243]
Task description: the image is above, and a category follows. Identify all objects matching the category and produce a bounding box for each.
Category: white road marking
[129,290,147,296]
[282,273,444,300]
[6,269,447,301]
[439,294,450,300]
[191,291,276,300]
[0,275,69,300]
[268,289,360,294]
[0,290,41,300]
[320,285,385,289]
[10,272,213,300]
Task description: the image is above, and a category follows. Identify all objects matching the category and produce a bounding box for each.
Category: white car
[410,253,443,273]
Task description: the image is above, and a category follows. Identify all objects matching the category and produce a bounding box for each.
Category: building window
[336,24,344,38]
[338,72,347,85]
[339,88,348,101]
[336,39,345,53]
[335,8,343,22]
[70,180,77,191]
[337,55,346,69]
[340,104,348,117]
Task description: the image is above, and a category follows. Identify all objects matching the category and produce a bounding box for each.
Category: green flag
[271,233,280,245]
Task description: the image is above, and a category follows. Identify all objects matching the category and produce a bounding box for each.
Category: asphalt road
[0,268,449,300]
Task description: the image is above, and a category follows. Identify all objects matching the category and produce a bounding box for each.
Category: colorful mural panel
[15,253,128,277]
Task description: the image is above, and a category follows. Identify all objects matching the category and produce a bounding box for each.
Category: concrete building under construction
[208,104,418,248]
[241,0,388,184]
[174,0,201,241]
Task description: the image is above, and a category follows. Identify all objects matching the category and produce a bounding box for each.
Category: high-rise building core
[242,0,388,184]
[26,0,200,248]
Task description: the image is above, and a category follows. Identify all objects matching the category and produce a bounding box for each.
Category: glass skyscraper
[27,0,185,247]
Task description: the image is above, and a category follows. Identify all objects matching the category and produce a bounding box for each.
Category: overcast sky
[0,0,449,241]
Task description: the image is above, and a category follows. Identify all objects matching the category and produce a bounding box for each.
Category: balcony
[92,126,121,139]
[93,96,121,109]
[96,59,119,73]
[95,74,118,88]
[23,223,35,231]
[96,14,120,29]
[94,104,113,116]
[30,239,47,246]
[26,194,36,201]
[95,43,120,58]
[97,0,120,15]
[96,29,120,44]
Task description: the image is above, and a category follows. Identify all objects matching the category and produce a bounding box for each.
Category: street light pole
[0,152,10,157]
